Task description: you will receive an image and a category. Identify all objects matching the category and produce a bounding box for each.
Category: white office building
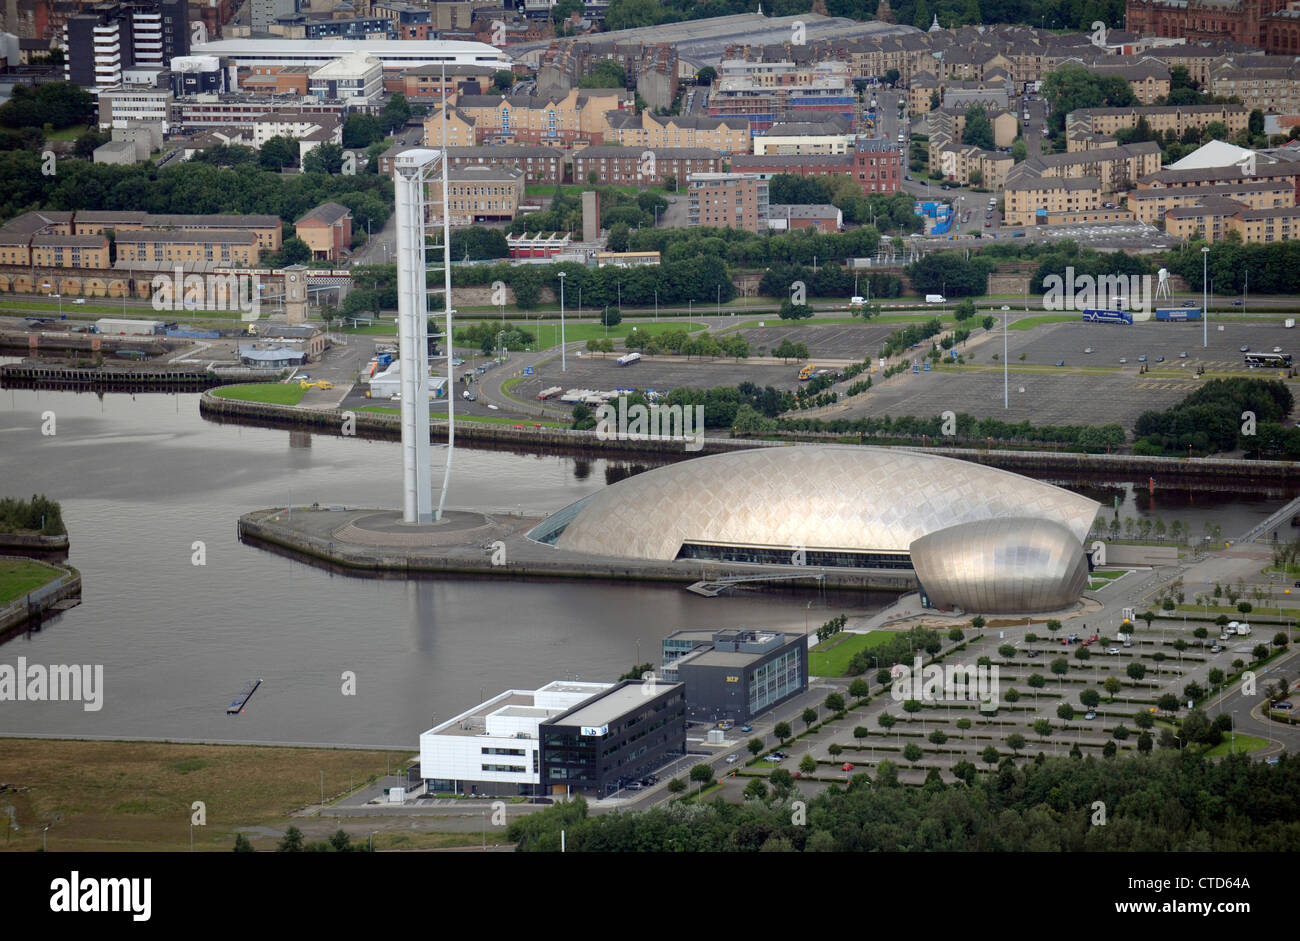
[419,681,610,796]
[308,52,383,103]
[186,38,511,73]
[97,86,173,132]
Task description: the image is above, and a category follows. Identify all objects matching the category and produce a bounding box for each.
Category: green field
[1007,314,1081,331]
[809,631,892,677]
[0,558,62,606]
[211,383,305,405]
[355,406,566,427]
[1202,734,1268,757]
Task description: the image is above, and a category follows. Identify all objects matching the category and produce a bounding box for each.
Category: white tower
[393,150,439,524]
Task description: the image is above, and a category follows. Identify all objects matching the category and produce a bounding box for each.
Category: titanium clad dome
[909,517,1090,614]
[540,445,1099,561]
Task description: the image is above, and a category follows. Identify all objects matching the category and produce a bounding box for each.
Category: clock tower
[283,265,308,325]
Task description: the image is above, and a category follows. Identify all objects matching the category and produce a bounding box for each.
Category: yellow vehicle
[298,380,334,390]
[798,364,817,381]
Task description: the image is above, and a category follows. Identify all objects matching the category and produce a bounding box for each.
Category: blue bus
[1081,309,1133,325]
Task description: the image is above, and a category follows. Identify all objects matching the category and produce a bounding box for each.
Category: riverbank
[201,390,1300,481]
[0,557,80,635]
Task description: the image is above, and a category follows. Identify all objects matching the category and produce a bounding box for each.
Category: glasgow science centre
[530,446,1100,614]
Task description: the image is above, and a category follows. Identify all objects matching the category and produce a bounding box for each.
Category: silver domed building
[528,446,1099,614]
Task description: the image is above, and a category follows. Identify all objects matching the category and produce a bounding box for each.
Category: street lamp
[558,271,567,373]
[1201,246,1209,348]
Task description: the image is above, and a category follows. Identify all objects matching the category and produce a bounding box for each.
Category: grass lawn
[810,631,892,677]
[211,383,305,406]
[355,406,567,427]
[1202,734,1268,757]
[0,558,63,606]
[517,319,709,349]
[0,739,410,852]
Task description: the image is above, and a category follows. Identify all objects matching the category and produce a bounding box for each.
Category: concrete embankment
[0,559,81,635]
[0,531,69,561]
[202,390,1300,480]
[3,363,275,389]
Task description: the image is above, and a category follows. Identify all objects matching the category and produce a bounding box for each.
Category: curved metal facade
[910,517,1090,614]
[544,445,1099,562]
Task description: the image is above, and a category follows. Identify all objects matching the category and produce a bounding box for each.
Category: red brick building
[1126,0,1289,49]
[729,138,902,195]
[572,146,723,187]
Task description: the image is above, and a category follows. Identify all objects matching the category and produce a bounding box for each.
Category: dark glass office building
[668,628,808,723]
[541,680,685,797]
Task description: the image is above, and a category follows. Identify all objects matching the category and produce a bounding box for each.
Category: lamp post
[558,271,566,373]
[1201,246,1209,348]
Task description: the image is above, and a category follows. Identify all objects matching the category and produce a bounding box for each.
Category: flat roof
[678,648,759,668]
[553,681,677,728]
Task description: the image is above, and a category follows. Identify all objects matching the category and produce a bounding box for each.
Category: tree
[743,777,768,800]
[828,743,843,758]
[929,729,948,745]
[381,92,411,133]
[1158,693,1180,713]
[1075,645,1091,661]
[951,759,976,786]
[1032,718,1052,738]
[849,677,870,699]
[689,763,714,784]
[1006,733,1026,755]
[1011,138,1027,161]
[824,692,846,713]
[902,699,922,713]
[853,725,869,743]
[1027,673,1046,689]
[1238,601,1253,614]
[1104,676,1122,698]
[980,745,999,765]
[1050,657,1069,679]
[233,833,254,852]
[1057,703,1075,720]
[912,0,930,30]
[1275,632,1290,648]
[878,713,896,729]
[259,135,298,171]
[773,721,792,742]
[1080,688,1101,709]
[747,737,764,756]
[276,826,304,852]
[600,306,622,328]
[667,777,687,793]
[769,768,793,792]
[962,104,995,150]
[1126,662,1147,682]
[342,113,384,149]
[1135,710,1155,730]
[493,70,516,92]
[956,717,972,732]
[799,753,818,774]
[1137,731,1153,753]
[607,222,631,253]
[303,143,344,175]
[903,743,924,763]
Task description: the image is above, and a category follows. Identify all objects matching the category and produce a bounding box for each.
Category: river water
[0,386,1292,746]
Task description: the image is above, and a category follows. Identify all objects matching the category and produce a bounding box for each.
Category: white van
[1236,623,1252,636]
[850,296,865,307]
[925,294,946,304]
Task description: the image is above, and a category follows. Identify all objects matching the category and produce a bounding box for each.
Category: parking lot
[834,318,1300,427]
[506,353,792,404]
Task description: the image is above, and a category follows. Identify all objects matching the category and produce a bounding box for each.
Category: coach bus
[1081,309,1133,324]
[1245,352,1293,368]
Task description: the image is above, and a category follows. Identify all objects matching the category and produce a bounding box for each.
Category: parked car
[1179,351,1188,358]
[1084,711,1097,720]
[740,725,753,732]
[72,297,86,304]
[1210,644,1223,654]
[841,762,855,772]
[1276,701,1294,710]
[1107,647,1121,654]
[1137,354,1148,363]
[1155,356,1165,363]
[1240,344,1250,352]
[463,390,477,401]
[1274,346,1284,353]
[725,754,739,763]
[1055,359,1065,367]
[1119,357,1128,364]
[1084,347,1093,354]
[763,754,782,762]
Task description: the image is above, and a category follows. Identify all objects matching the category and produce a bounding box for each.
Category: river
[0,387,1292,746]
